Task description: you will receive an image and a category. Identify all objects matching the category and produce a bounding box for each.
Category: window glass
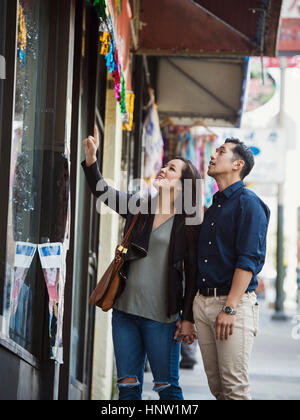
[2,0,70,356]
[0,0,7,147]
[2,0,45,353]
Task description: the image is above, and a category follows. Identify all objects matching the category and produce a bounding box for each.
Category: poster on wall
[10,242,37,316]
[38,243,66,364]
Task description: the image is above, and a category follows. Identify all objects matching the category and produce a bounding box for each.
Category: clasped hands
[174,320,197,345]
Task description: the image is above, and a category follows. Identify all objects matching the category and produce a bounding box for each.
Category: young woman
[82,126,202,400]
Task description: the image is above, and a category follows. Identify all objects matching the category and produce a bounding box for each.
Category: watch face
[224,306,232,314]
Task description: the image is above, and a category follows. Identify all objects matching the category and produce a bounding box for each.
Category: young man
[193,138,270,400]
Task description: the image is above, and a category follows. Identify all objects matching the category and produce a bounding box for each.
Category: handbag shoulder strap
[120,213,140,249]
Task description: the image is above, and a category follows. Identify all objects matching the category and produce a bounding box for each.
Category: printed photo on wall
[38,243,66,364]
[11,242,37,316]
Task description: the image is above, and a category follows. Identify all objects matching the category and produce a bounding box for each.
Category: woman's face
[153,159,185,191]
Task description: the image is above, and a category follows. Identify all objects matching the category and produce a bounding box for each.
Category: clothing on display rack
[142,104,164,191]
[161,122,218,208]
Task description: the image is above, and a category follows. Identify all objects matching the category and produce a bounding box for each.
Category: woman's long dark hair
[174,156,203,222]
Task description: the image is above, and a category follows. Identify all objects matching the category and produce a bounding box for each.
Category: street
[143,303,300,400]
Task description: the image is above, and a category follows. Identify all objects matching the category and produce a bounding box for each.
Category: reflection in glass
[2,0,41,352]
[3,0,70,357]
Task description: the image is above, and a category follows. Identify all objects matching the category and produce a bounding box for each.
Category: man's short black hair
[225,138,255,179]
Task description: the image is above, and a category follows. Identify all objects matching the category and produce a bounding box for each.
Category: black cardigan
[82,160,200,322]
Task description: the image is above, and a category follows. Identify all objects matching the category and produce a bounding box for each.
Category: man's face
[208,142,241,178]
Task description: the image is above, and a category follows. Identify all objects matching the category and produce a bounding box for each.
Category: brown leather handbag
[89,213,140,312]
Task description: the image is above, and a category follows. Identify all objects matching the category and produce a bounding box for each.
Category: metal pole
[53,362,60,400]
[272,56,288,321]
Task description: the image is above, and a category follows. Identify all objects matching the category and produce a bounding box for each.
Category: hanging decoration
[116,0,122,15]
[142,104,164,191]
[87,0,108,20]
[17,4,27,68]
[122,91,135,131]
[87,0,134,131]
[99,31,110,55]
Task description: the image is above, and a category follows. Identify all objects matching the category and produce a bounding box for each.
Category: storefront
[0,0,110,400]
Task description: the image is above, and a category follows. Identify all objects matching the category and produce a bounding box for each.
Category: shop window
[1,0,70,357]
[0,0,6,145]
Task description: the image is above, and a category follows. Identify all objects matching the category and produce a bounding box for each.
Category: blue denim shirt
[197,180,270,291]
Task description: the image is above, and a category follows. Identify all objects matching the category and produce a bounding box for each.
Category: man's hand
[83,125,99,167]
[174,320,198,344]
[214,311,235,341]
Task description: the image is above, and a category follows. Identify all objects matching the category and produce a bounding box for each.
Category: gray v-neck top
[113,216,178,323]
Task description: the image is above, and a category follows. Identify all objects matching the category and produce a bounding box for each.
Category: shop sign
[251,56,300,68]
[278,0,300,52]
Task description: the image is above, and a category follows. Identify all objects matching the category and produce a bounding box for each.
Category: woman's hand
[83,125,99,167]
[174,320,198,345]
[181,321,198,344]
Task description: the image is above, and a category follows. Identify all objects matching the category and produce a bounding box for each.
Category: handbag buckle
[117,245,128,254]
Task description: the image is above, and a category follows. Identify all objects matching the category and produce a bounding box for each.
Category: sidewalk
[142,303,300,400]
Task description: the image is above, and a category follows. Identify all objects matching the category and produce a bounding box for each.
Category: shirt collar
[213,180,244,203]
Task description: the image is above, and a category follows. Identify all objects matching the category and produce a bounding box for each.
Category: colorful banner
[251,56,300,68]
[142,104,164,186]
[279,18,300,52]
[87,0,134,130]
[107,0,132,91]
[278,0,300,52]
[38,243,66,364]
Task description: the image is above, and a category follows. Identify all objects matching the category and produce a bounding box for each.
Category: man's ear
[233,159,245,173]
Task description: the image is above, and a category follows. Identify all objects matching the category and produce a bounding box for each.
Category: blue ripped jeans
[112,309,183,400]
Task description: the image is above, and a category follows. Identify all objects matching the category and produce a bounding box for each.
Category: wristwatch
[222,306,237,315]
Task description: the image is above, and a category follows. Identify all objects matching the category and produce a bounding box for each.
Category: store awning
[155,56,249,127]
[135,0,282,57]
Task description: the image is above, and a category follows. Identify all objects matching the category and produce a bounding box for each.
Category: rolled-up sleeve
[235,195,270,275]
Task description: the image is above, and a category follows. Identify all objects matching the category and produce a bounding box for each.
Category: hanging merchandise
[86,0,108,20]
[122,91,135,131]
[116,0,122,15]
[99,31,110,55]
[38,243,66,364]
[176,131,197,166]
[142,104,164,188]
[87,0,134,130]
[17,4,27,68]
[161,123,218,208]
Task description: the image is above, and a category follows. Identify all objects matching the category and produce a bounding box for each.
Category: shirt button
[208,241,212,245]
[211,222,214,226]
[202,278,206,282]
[204,259,208,263]
[218,204,221,208]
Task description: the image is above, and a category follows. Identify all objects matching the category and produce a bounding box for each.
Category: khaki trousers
[193,291,259,400]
